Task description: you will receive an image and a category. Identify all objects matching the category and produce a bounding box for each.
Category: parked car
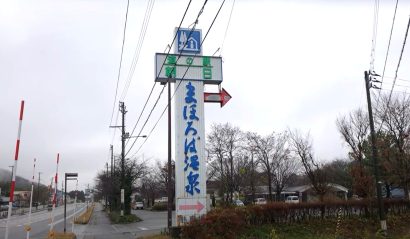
[234,199,244,206]
[254,198,267,205]
[154,197,168,204]
[133,201,144,210]
[285,196,299,203]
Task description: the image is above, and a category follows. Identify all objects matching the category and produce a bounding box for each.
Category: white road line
[138,227,148,230]
[111,225,119,232]
[47,206,86,226]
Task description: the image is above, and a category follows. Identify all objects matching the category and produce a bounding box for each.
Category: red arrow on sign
[204,88,232,107]
[179,201,205,213]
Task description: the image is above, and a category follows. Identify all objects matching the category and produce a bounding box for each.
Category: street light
[64,173,78,233]
[124,133,147,139]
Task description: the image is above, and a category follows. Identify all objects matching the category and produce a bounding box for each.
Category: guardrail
[0,205,47,218]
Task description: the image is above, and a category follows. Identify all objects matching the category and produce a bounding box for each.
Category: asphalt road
[0,203,86,239]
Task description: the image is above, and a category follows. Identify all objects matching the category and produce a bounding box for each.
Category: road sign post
[155,27,229,227]
[121,189,124,216]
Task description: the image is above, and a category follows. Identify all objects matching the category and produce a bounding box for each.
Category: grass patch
[136,236,170,239]
[108,211,142,224]
[74,204,94,224]
[151,203,168,211]
[239,214,410,239]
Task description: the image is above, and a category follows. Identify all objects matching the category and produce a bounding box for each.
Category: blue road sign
[176,28,202,55]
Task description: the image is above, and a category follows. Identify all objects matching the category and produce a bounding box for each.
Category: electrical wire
[377,15,410,133]
[123,0,196,154]
[129,0,227,158]
[386,15,410,106]
[374,0,399,109]
[120,0,156,101]
[109,0,130,127]
[125,82,156,147]
[219,0,236,57]
[369,0,379,72]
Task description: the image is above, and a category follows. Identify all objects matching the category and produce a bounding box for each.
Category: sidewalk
[75,204,135,239]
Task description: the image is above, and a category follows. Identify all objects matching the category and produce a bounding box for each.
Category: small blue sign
[176,28,202,55]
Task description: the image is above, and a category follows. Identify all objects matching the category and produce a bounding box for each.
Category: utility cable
[129,0,226,158]
[377,15,410,133]
[374,0,399,109]
[369,0,380,72]
[123,0,196,153]
[120,0,156,101]
[219,0,236,57]
[386,15,410,106]
[109,0,130,127]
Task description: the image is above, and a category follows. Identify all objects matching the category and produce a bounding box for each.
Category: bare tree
[247,131,291,201]
[336,108,374,197]
[376,94,410,199]
[207,123,243,203]
[270,138,300,201]
[289,129,328,201]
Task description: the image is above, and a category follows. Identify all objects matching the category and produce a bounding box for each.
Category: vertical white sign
[121,189,124,203]
[175,80,207,225]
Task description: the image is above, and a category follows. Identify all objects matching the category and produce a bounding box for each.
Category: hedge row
[181,199,410,239]
[74,204,94,224]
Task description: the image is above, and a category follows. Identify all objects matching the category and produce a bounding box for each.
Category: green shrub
[108,211,141,224]
[151,203,167,211]
[181,208,246,239]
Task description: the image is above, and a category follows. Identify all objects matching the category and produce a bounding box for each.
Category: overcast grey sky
[1,0,409,190]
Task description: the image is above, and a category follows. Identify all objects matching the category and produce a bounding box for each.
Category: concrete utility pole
[120,101,127,216]
[36,172,42,210]
[364,70,387,234]
[110,145,114,178]
[106,162,109,208]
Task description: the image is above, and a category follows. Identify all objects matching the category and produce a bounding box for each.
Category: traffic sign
[155,53,222,84]
[175,28,202,55]
[179,201,205,213]
[204,88,232,107]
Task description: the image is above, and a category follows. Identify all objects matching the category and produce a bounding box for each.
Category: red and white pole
[50,153,59,232]
[26,158,36,239]
[5,100,25,239]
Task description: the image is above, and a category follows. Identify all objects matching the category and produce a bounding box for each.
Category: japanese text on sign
[183,82,200,196]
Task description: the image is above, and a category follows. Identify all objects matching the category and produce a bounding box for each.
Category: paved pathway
[76,204,135,239]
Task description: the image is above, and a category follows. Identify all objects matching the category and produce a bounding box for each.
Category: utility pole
[106,162,109,209]
[110,145,114,178]
[364,70,387,234]
[120,101,127,216]
[36,172,42,210]
[167,79,172,230]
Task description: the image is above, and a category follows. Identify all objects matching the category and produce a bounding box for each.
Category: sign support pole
[167,78,172,230]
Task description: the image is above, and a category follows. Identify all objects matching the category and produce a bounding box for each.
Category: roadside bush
[182,208,246,239]
[108,211,141,224]
[181,199,410,238]
[151,203,167,211]
[74,204,94,224]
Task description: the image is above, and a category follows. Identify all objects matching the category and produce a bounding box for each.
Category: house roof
[285,183,348,193]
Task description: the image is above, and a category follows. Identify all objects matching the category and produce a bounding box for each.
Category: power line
[386,15,410,107]
[109,0,130,127]
[129,0,227,158]
[376,15,410,133]
[125,82,156,147]
[120,0,156,101]
[374,0,399,108]
[123,0,196,155]
[369,0,379,72]
[219,0,236,56]
[125,84,166,157]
